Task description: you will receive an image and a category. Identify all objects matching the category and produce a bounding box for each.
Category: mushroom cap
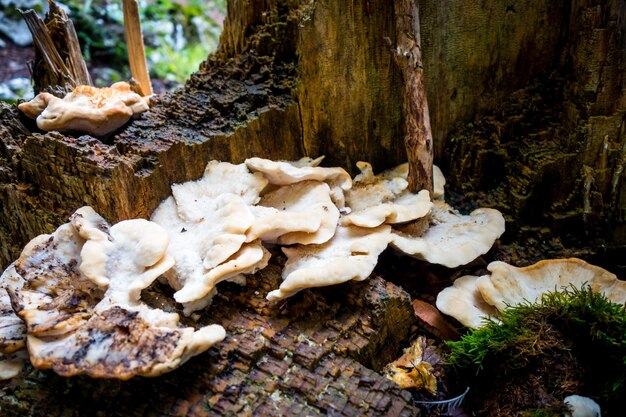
[17,82,149,137]
[151,195,258,308]
[172,161,268,222]
[174,241,270,305]
[267,225,391,300]
[275,182,340,246]
[343,162,433,228]
[0,263,27,380]
[563,395,601,417]
[435,274,501,329]
[380,163,446,200]
[246,180,331,242]
[245,157,352,189]
[477,258,626,312]
[391,201,505,268]
[10,207,225,379]
[343,189,433,228]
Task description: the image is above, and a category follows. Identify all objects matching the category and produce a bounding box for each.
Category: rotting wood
[0,266,420,417]
[21,1,91,95]
[123,0,153,97]
[392,0,433,194]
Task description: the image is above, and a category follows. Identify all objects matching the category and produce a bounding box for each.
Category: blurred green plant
[66,0,225,86]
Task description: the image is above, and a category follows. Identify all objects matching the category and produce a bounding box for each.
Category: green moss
[446,287,626,415]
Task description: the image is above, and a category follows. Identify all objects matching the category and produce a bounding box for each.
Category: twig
[392,0,433,194]
[122,0,152,97]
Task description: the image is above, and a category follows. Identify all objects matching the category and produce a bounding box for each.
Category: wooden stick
[123,0,152,97]
[21,1,91,95]
[21,8,73,91]
[46,1,91,86]
[393,0,433,195]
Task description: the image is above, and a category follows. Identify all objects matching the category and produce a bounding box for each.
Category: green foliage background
[67,0,225,86]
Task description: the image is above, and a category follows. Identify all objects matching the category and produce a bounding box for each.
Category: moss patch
[446,287,626,416]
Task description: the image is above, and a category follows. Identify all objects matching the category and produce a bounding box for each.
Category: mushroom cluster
[18,82,149,137]
[150,157,505,309]
[436,258,626,329]
[1,156,506,379]
[0,207,224,379]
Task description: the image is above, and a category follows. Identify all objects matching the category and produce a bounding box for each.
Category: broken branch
[393,0,434,194]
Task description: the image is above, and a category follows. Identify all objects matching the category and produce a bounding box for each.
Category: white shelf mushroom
[0,263,27,380]
[151,195,268,314]
[9,207,225,379]
[267,225,392,301]
[245,156,352,207]
[391,201,505,268]
[436,258,626,329]
[246,180,335,243]
[172,161,268,223]
[18,82,149,137]
[380,162,446,200]
[435,274,501,329]
[343,162,433,228]
[477,258,626,312]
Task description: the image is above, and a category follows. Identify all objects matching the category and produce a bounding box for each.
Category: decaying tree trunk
[21,1,91,95]
[1,0,625,415]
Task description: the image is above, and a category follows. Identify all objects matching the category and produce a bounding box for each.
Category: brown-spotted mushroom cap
[381,163,446,200]
[267,224,391,301]
[0,263,27,379]
[17,82,149,137]
[10,206,225,379]
[172,161,268,223]
[435,275,501,329]
[343,162,433,227]
[391,200,505,268]
[151,195,262,313]
[246,180,333,243]
[477,258,626,312]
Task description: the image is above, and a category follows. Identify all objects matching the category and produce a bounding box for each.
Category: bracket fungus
[477,258,626,312]
[380,162,446,200]
[343,162,433,228]
[267,225,391,301]
[0,264,27,379]
[391,201,505,268]
[7,206,225,379]
[435,275,500,329]
[245,156,352,207]
[18,82,149,137]
[436,258,626,329]
[151,194,268,314]
[172,161,268,223]
[246,180,336,244]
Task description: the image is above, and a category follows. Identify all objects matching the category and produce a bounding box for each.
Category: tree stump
[1,0,626,414]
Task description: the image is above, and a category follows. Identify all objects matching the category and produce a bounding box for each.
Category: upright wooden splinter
[393,0,433,195]
[122,0,153,97]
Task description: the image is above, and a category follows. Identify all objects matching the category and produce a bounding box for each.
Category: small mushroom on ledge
[435,258,626,329]
[17,81,149,137]
[435,274,501,329]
